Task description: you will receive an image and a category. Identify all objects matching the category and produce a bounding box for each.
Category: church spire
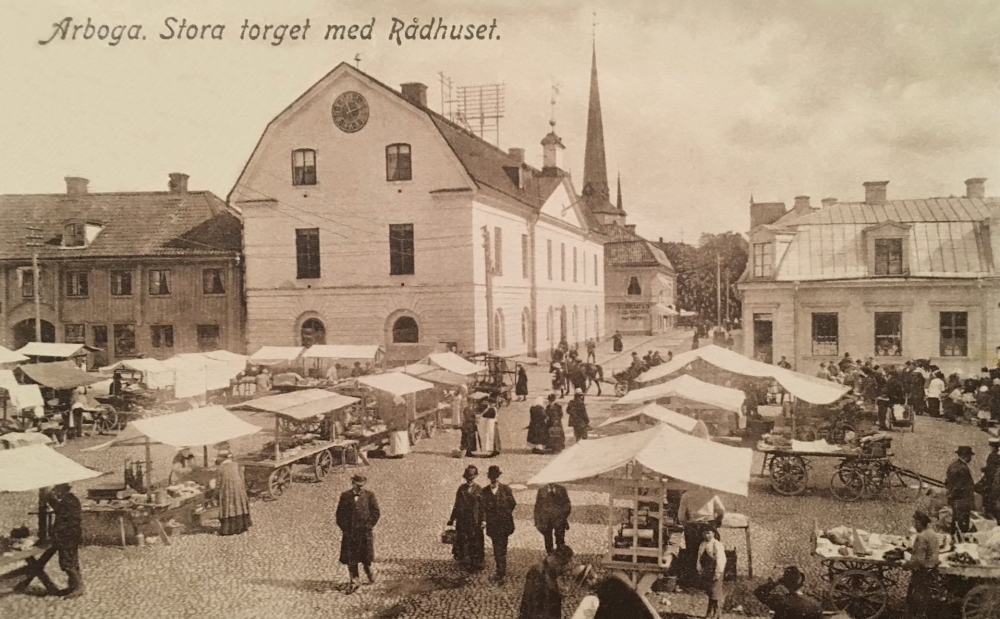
[582,39,610,203]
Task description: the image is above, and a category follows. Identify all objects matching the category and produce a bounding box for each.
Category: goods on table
[0,526,38,556]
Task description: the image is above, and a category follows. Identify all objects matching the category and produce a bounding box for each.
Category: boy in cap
[482,465,516,584]
[336,474,380,592]
[947,446,977,533]
[753,565,823,619]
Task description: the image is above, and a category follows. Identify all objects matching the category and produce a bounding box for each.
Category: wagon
[813,524,1000,618]
[466,352,514,406]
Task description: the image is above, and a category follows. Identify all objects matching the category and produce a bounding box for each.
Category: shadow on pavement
[247,578,344,594]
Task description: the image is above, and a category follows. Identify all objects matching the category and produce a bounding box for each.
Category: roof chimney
[65,177,89,195]
[863,181,889,204]
[966,178,987,200]
[821,197,838,208]
[400,83,428,107]
[508,148,525,164]
[168,173,189,194]
[659,237,664,244]
[794,196,811,210]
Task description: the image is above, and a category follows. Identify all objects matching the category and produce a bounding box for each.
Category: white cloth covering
[478,417,498,453]
[388,430,410,456]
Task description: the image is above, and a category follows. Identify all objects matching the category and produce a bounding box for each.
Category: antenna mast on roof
[442,81,505,147]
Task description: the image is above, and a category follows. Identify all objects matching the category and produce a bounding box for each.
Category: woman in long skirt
[448,465,484,571]
[515,366,528,401]
[527,397,549,452]
[460,406,479,457]
[545,395,566,453]
[216,451,252,536]
[478,399,500,456]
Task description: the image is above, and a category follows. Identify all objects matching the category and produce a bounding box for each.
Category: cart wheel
[313,450,333,481]
[886,468,923,503]
[963,584,1000,618]
[830,467,866,502]
[267,466,292,499]
[95,406,119,435]
[614,382,629,397]
[770,456,808,496]
[409,422,420,446]
[830,569,889,619]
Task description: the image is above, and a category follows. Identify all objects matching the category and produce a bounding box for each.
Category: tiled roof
[601,224,674,269]
[0,191,240,261]
[773,197,1000,281]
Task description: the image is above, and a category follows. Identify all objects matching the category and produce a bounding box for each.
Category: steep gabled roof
[0,191,240,260]
[601,224,674,269]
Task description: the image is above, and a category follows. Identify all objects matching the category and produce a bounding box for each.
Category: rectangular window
[148,270,171,296]
[65,271,88,298]
[20,269,38,299]
[389,223,415,275]
[295,228,321,279]
[385,144,412,181]
[114,324,136,357]
[291,148,317,186]
[197,325,220,352]
[150,325,174,349]
[594,255,598,285]
[110,270,132,296]
[753,243,773,277]
[940,311,968,357]
[874,238,903,276]
[573,247,578,282]
[92,325,108,350]
[874,312,903,356]
[493,227,503,276]
[811,313,839,356]
[521,234,529,279]
[547,240,553,280]
[560,243,566,281]
[202,268,225,295]
[64,324,85,344]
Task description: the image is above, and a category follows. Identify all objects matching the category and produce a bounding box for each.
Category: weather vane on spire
[592,11,597,46]
[550,77,561,128]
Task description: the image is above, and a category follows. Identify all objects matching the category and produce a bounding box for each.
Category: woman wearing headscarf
[515,365,528,402]
[527,397,549,453]
[448,465,485,571]
[215,450,252,536]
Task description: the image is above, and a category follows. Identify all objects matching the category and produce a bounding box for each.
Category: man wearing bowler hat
[947,446,977,533]
[336,474,380,592]
[482,465,516,584]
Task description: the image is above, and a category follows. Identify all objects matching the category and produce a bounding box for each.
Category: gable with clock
[331,91,369,133]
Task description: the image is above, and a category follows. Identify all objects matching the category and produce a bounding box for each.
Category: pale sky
[2,0,999,242]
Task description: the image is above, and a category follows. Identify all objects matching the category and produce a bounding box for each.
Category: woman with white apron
[452,387,466,428]
[478,398,500,457]
[387,395,411,457]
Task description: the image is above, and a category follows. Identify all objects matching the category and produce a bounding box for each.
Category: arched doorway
[300,318,326,347]
[12,319,55,350]
[392,316,419,343]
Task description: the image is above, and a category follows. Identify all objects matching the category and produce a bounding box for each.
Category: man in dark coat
[566,390,589,442]
[336,474,381,591]
[980,438,1000,521]
[518,545,574,619]
[482,466,516,583]
[43,483,83,597]
[534,483,571,554]
[449,465,485,571]
[947,446,977,533]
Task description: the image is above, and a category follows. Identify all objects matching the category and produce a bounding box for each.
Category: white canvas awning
[101,358,176,389]
[0,346,28,365]
[358,372,435,396]
[427,352,486,376]
[239,389,359,420]
[302,345,382,361]
[7,384,44,410]
[599,403,709,438]
[527,424,752,497]
[162,355,240,397]
[679,309,698,317]
[616,374,745,413]
[16,342,96,358]
[86,405,261,450]
[0,444,103,492]
[250,346,304,364]
[402,363,437,376]
[637,344,850,405]
[0,432,52,449]
[0,369,18,390]
[656,304,679,316]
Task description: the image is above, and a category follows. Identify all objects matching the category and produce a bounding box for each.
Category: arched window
[300,318,326,347]
[493,309,505,350]
[392,316,419,343]
[627,276,642,296]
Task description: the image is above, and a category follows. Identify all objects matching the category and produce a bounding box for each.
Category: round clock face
[331,91,369,133]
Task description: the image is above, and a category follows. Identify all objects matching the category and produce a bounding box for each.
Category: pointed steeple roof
[581,43,623,216]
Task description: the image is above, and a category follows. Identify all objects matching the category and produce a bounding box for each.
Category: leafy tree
[660,232,747,325]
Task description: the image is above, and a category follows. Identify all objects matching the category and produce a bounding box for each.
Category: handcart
[467,352,514,406]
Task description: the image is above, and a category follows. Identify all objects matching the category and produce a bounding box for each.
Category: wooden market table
[237,440,346,500]
[80,491,209,547]
[0,543,60,595]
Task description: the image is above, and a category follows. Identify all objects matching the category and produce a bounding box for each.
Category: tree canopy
[660,232,747,325]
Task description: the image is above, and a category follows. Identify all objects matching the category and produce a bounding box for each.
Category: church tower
[582,42,626,227]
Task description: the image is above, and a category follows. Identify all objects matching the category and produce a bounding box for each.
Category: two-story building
[737,179,1000,373]
[231,62,605,358]
[0,174,244,367]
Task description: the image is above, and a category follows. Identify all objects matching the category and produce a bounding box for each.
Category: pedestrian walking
[544,394,565,453]
[527,397,549,453]
[612,331,623,353]
[566,390,589,442]
[534,482,571,553]
[335,474,380,592]
[448,465,485,571]
[480,397,501,457]
[216,450,252,536]
[482,466,515,584]
[460,405,479,457]
[517,545,574,619]
[691,332,700,350]
[42,483,84,597]
[979,437,1000,521]
[697,528,727,618]
[550,363,566,398]
[946,446,976,533]
[586,338,596,363]
[515,365,528,402]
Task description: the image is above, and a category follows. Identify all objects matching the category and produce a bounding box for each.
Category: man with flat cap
[753,565,823,619]
[482,465,516,584]
[336,474,380,592]
[947,446,977,533]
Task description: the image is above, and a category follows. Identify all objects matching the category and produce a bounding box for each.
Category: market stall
[0,444,103,596]
[16,361,115,437]
[528,424,754,594]
[403,363,470,441]
[0,345,28,368]
[598,403,711,439]
[356,372,435,457]
[465,352,514,406]
[302,345,383,380]
[615,374,746,437]
[16,343,98,368]
[234,389,360,499]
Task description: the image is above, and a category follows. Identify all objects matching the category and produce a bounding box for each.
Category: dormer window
[64,223,85,247]
[864,222,910,277]
[874,239,903,276]
[753,242,773,277]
